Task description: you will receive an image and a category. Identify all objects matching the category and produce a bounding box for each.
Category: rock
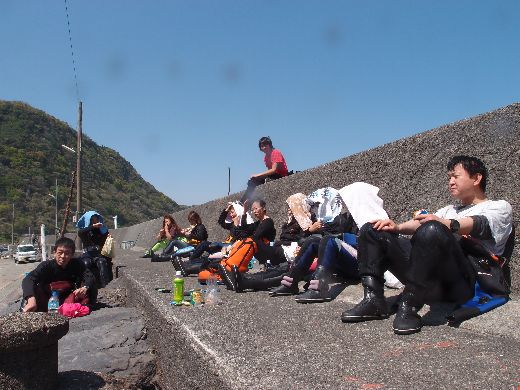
[58,306,157,386]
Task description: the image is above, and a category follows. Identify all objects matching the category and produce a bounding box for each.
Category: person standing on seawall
[240,136,289,204]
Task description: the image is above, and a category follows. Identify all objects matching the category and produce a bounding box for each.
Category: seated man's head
[54,237,75,268]
[447,155,487,202]
[258,136,273,153]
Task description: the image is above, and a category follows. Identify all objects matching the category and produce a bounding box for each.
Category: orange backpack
[197,237,258,283]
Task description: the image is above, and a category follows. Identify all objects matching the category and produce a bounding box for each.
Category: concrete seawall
[112,102,520,293]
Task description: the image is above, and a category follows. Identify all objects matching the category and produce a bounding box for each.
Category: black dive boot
[235,266,284,293]
[172,256,202,276]
[217,263,236,291]
[295,266,333,303]
[151,253,172,262]
[392,291,423,335]
[269,266,305,297]
[341,276,388,322]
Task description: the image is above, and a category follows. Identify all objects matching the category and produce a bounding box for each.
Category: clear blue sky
[1,1,519,206]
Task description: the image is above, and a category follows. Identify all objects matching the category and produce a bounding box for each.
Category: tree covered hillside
[0,101,183,241]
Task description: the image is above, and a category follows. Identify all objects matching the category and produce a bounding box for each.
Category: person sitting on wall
[152,211,209,262]
[21,237,97,312]
[220,192,317,292]
[341,156,513,335]
[172,201,255,276]
[77,211,113,288]
[240,136,289,204]
[196,199,277,285]
[141,214,183,258]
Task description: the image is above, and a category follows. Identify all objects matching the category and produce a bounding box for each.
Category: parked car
[14,244,39,264]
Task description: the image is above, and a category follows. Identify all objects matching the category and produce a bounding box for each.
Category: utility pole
[11,203,14,245]
[76,101,83,250]
[228,167,231,196]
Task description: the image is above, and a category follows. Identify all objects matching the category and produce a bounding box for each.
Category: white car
[14,244,39,264]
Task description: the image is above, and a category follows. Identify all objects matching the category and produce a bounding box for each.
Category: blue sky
[1,1,519,206]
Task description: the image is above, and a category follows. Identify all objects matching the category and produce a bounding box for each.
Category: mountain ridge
[0,100,184,241]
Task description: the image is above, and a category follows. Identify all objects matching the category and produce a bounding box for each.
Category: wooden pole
[60,171,76,238]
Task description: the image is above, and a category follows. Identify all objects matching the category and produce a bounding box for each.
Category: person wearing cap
[240,136,289,204]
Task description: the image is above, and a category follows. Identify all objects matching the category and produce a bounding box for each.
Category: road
[0,256,39,313]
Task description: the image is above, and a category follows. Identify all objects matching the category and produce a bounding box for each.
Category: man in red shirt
[240,136,289,204]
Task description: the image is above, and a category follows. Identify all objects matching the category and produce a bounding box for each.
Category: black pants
[240,174,283,203]
[238,263,289,290]
[358,221,475,305]
[81,250,113,289]
[255,241,287,265]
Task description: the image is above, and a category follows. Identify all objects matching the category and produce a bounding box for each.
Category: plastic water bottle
[48,291,59,313]
[173,271,184,304]
[205,273,220,305]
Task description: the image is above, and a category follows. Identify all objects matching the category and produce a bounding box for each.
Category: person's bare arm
[414,214,474,235]
[251,163,279,179]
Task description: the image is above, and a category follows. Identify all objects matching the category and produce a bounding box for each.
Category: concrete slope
[112,102,520,293]
[118,250,520,390]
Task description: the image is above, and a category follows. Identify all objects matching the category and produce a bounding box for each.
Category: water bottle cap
[51,291,59,296]
[175,271,182,277]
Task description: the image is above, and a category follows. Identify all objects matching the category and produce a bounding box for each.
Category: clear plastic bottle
[173,271,184,304]
[48,291,59,313]
[205,273,220,305]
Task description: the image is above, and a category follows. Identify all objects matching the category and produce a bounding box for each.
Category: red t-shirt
[264,149,288,176]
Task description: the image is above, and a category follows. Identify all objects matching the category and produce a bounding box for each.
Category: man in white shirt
[341,156,513,335]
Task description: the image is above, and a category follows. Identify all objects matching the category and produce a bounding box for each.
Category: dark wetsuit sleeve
[253,218,276,242]
[469,215,493,240]
[81,265,97,290]
[218,210,233,230]
[188,224,208,242]
[22,261,51,298]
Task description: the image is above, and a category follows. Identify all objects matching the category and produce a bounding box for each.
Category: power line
[64,0,80,101]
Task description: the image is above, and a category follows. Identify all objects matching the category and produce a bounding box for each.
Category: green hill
[0,100,184,242]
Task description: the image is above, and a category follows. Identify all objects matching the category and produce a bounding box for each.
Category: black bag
[458,236,510,297]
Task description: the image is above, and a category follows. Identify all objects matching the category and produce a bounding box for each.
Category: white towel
[225,202,254,225]
[338,182,388,228]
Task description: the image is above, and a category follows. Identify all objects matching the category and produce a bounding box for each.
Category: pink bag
[58,303,91,318]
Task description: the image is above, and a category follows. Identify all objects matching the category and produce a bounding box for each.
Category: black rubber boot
[341,276,388,322]
[392,291,423,335]
[269,266,304,297]
[172,256,202,276]
[150,253,171,263]
[295,266,333,303]
[217,263,236,291]
[235,266,285,293]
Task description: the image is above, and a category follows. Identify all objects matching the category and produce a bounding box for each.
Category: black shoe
[141,251,153,258]
[217,263,236,291]
[392,295,423,335]
[151,254,171,262]
[295,288,332,303]
[269,282,299,296]
[171,256,188,277]
[341,276,388,322]
[295,266,333,303]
